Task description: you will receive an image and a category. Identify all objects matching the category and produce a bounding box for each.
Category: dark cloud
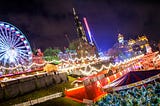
[0,0,159,52]
[0,0,76,50]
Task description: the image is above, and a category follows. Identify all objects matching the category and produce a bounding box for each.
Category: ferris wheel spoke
[13,37,21,47]
[0,28,6,40]
[16,46,27,49]
[4,28,14,47]
[0,33,5,42]
[18,49,29,53]
[0,40,5,45]
[22,57,28,61]
[5,28,10,42]
[16,58,21,65]
[14,41,24,48]
[0,43,8,50]
[19,51,29,56]
[0,48,5,52]
[0,47,8,52]
[0,49,5,52]
[8,28,14,46]
[17,54,28,63]
[0,52,6,58]
[19,55,28,60]
[20,49,29,53]
[13,57,19,65]
[0,54,7,63]
[0,42,10,50]
[20,56,29,61]
[3,57,9,66]
[11,32,18,47]
[0,33,8,45]
[0,56,4,61]
[0,42,8,48]
[0,27,8,43]
[12,34,19,46]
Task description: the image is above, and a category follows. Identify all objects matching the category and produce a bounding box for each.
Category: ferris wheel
[0,21,32,67]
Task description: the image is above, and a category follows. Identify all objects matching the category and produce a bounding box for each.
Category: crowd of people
[95,80,160,106]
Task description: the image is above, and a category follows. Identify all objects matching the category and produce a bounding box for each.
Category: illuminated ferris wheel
[0,22,32,67]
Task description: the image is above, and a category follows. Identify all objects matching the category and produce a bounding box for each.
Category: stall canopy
[103,69,160,89]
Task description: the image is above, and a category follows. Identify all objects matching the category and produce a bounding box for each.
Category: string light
[59,54,145,76]
[0,52,159,77]
[0,55,97,71]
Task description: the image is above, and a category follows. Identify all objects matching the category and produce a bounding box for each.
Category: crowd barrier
[0,72,68,101]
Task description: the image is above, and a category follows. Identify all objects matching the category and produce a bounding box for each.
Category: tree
[158,41,160,51]
[68,40,79,50]
[32,48,37,55]
[44,47,53,56]
[44,47,53,61]
[44,47,61,62]
[52,48,61,56]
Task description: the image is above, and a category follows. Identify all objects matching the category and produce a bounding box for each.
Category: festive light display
[65,52,160,103]
[0,22,32,67]
[59,54,145,76]
[0,51,159,77]
[0,55,97,71]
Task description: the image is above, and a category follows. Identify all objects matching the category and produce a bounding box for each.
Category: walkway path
[13,92,63,106]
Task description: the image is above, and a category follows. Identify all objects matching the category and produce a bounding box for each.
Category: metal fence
[13,92,63,106]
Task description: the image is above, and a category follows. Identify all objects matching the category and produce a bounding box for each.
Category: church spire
[72,8,87,42]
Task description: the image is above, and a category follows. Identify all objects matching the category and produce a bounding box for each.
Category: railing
[13,92,63,106]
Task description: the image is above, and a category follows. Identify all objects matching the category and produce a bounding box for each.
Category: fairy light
[0,52,159,77]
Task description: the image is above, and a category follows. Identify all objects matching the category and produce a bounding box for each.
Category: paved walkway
[13,92,63,106]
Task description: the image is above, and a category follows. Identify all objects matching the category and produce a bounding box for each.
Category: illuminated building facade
[69,8,98,58]
[118,33,125,44]
[109,34,152,62]
[128,36,152,54]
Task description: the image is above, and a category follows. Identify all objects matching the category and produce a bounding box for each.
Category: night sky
[0,0,160,52]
